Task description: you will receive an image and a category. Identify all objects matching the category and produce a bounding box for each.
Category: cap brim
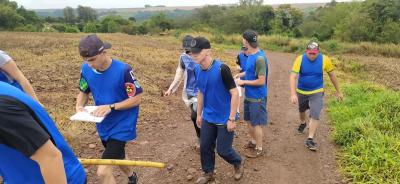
[306,49,319,54]
[103,42,112,49]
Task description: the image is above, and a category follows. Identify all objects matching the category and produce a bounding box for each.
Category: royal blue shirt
[79,59,142,141]
[195,60,232,124]
[0,82,86,184]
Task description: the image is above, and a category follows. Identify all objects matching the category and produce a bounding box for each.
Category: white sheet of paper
[70,106,104,123]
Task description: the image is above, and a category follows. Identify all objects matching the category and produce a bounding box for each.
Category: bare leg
[97,165,116,184]
[308,118,319,139]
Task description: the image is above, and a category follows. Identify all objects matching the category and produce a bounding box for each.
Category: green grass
[171,29,400,58]
[327,83,400,183]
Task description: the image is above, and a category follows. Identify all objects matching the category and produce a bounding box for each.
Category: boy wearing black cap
[236,30,269,158]
[164,35,201,148]
[290,41,343,151]
[76,34,142,184]
[191,37,244,184]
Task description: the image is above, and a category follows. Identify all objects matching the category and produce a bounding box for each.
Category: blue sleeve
[124,65,143,97]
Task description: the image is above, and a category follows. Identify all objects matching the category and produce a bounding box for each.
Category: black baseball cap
[243,30,258,48]
[182,35,194,51]
[190,37,211,54]
[79,34,111,57]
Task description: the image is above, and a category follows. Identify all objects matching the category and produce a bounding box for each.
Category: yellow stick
[78,158,165,168]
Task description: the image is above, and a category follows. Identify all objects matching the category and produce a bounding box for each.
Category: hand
[227,120,236,132]
[236,79,245,86]
[336,91,344,101]
[76,106,87,113]
[91,105,112,117]
[196,116,202,128]
[290,94,298,105]
[164,89,172,97]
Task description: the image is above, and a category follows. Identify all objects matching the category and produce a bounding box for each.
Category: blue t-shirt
[0,82,86,184]
[195,60,231,124]
[79,59,142,141]
[244,50,269,99]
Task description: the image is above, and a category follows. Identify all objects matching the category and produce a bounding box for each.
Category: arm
[1,60,40,102]
[76,91,89,112]
[165,57,185,96]
[31,140,67,184]
[236,56,266,86]
[328,71,343,101]
[289,73,298,104]
[196,90,204,128]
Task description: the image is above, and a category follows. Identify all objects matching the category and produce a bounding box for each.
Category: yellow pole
[78,158,165,168]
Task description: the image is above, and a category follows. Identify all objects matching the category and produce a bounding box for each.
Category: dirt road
[84,51,344,184]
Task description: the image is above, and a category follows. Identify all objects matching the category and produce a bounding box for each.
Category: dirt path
[86,50,344,184]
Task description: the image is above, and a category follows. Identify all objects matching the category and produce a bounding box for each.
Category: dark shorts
[244,97,268,126]
[101,139,126,159]
[297,92,324,120]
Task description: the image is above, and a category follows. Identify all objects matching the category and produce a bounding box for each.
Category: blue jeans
[200,120,242,173]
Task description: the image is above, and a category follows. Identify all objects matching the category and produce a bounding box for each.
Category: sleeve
[78,72,91,93]
[0,96,50,157]
[220,64,237,91]
[291,55,302,74]
[0,51,12,68]
[167,56,185,93]
[236,54,241,66]
[255,56,267,76]
[124,65,143,97]
[323,56,334,73]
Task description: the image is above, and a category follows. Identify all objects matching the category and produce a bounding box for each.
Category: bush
[65,25,80,33]
[83,22,97,33]
[14,24,37,32]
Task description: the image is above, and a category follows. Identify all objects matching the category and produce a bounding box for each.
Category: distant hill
[33,3,327,21]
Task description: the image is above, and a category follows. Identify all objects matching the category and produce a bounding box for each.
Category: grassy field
[171,30,400,58]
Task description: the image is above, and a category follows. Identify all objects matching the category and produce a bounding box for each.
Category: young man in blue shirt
[191,37,244,184]
[0,82,86,184]
[164,35,201,148]
[76,34,142,184]
[236,30,269,158]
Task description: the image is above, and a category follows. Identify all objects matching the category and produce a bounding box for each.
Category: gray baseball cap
[79,34,111,57]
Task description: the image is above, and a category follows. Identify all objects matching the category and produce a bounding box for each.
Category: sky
[14,0,352,9]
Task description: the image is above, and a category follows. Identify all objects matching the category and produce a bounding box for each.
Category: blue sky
[14,0,352,9]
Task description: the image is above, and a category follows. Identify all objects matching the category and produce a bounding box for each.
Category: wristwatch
[228,118,235,122]
[110,104,116,110]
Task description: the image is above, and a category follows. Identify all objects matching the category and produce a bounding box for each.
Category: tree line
[0,0,399,44]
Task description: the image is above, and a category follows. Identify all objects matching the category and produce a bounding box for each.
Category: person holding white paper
[75,34,142,184]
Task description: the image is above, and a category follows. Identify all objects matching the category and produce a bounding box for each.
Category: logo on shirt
[129,70,136,80]
[79,77,89,91]
[125,83,136,97]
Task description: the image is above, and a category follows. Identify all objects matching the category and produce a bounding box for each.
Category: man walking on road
[76,34,142,184]
[191,37,244,184]
[289,41,343,151]
[236,30,269,158]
